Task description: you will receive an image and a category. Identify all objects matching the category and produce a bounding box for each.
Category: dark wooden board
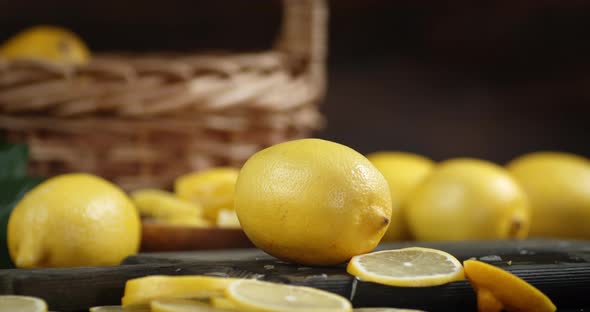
[0,240,588,312]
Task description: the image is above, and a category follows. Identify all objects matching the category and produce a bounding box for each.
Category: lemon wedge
[151,299,235,312]
[225,279,352,312]
[347,247,464,287]
[0,295,47,312]
[122,275,238,306]
[464,260,556,312]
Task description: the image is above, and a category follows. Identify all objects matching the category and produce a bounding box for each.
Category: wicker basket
[0,0,327,190]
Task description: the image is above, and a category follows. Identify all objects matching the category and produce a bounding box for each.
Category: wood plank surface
[0,240,588,311]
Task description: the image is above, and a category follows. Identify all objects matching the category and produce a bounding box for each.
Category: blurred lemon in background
[130,189,208,227]
[507,152,590,239]
[7,174,140,268]
[366,152,435,241]
[175,168,239,223]
[406,158,529,241]
[235,138,392,265]
[0,25,90,64]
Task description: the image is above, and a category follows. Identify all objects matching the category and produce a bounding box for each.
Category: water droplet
[479,255,502,262]
[403,262,413,267]
[204,272,230,278]
[304,273,328,281]
[251,273,265,279]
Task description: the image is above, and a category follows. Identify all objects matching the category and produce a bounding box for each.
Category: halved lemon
[347,247,464,287]
[151,299,235,312]
[122,275,238,306]
[0,295,47,312]
[464,260,556,312]
[89,306,150,312]
[225,279,352,312]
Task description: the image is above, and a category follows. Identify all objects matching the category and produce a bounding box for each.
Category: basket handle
[276,0,327,94]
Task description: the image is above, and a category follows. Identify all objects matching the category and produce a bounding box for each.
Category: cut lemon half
[226,279,352,312]
[464,260,556,312]
[122,275,238,306]
[0,295,47,312]
[347,247,464,287]
[90,306,150,312]
[151,299,235,312]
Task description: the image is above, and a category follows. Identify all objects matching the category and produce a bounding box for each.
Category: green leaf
[0,142,29,179]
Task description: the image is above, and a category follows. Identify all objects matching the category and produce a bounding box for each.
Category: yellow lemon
[405,158,530,241]
[175,168,239,222]
[507,152,590,239]
[235,138,392,266]
[0,25,90,64]
[464,260,556,312]
[7,174,140,268]
[366,152,435,241]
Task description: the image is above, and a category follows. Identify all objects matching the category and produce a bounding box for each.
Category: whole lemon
[0,25,90,64]
[8,174,141,268]
[235,139,392,265]
[366,152,435,241]
[406,158,530,241]
[507,152,590,239]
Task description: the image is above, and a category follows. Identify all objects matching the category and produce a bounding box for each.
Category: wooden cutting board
[0,239,589,312]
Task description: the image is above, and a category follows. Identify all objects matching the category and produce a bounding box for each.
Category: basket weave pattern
[0,0,327,190]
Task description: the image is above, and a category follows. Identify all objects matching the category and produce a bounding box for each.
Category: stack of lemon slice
[115,275,352,312]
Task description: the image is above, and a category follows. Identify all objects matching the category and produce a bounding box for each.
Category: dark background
[1,0,589,163]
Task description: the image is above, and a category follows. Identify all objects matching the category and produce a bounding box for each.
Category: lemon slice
[0,295,47,312]
[347,247,464,287]
[151,299,235,312]
[354,309,424,312]
[226,279,352,312]
[90,306,150,312]
[464,260,556,312]
[210,297,239,309]
[122,275,238,306]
